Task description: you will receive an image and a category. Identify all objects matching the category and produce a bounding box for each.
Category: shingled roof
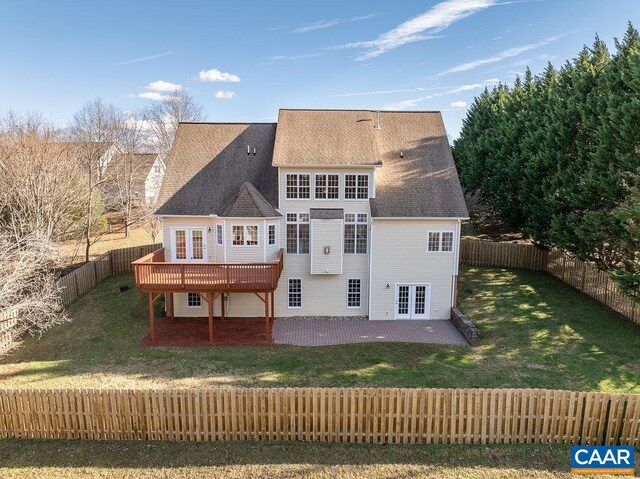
[370,111,468,218]
[155,123,278,216]
[219,181,280,217]
[273,110,382,166]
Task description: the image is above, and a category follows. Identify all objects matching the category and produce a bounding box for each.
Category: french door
[172,228,207,262]
[395,284,430,319]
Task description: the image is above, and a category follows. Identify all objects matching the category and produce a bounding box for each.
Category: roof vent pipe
[253,148,256,156]
[247,145,250,155]
[374,110,381,130]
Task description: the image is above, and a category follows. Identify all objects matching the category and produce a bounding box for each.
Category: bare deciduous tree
[142,89,205,158]
[0,111,85,244]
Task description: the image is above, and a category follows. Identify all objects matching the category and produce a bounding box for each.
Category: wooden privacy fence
[0,308,19,355]
[0,387,639,446]
[57,243,161,306]
[460,239,640,326]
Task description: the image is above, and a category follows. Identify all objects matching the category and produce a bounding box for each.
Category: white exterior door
[172,228,207,262]
[395,284,430,319]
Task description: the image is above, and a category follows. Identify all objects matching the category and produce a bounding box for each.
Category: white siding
[369,219,460,320]
[310,219,343,275]
[162,217,215,261]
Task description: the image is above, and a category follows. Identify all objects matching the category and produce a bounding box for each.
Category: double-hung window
[268,224,276,245]
[344,213,368,254]
[347,279,362,308]
[232,225,259,246]
[314,174,339,199]
[286,174,310,199]
[345,174,369,200]
[187,292,202,308]
[286,213,310,254]
[288,279,302,308]
[216,224,223,245]
[427,231,454,252]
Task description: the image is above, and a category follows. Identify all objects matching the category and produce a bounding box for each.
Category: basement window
[187,293,202,308]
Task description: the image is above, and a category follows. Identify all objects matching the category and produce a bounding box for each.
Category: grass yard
[1,265,639,392]
[2,439,636,478]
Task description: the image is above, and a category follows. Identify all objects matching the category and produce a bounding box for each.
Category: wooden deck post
[264,292,270,342]
[167,293,174,321]
[270,291,275,322]
[221,293,225,320]
[207,292,214,343]
[148,292,155,343]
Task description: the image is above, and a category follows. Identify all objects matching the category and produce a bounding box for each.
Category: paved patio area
[272,319,468,346]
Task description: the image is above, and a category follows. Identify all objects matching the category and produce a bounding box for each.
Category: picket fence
[0,387,638,446]
[460,239,640,326]
[0,308,19,355]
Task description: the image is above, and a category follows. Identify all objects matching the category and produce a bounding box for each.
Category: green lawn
[2,439,636,478]
[1,266,639,392]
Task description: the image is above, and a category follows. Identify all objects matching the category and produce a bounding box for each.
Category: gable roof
[155,123,278,216]
[370,111,468,218]
[219,181,280,217]
[273,109,382,166]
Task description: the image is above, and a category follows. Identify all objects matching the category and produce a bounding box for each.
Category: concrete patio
[272,319,468,346]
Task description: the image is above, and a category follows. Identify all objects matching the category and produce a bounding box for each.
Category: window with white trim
[347,279,361,308]
[286,174,310,199]
[286,213,309,254]
[216,224,223,245]
[345,174,369,200]
[268,224,276,245]
[232,225,259,246]
[344,213,368,254]
[187,293,201,308]
[428,231,454,252]
[288,279,302,308]
[314,174,339,199]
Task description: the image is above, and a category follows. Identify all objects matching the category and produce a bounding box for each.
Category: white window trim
[344,173,369,201]
[313,173,340,201]
[426,230,455,253]
[288,278,303,309]
[187,292,203,308]
[347,277,362,309]
[344,213,368,255]
[231,224,260,247]
[285,213,310,256]
[268,223,277,246]
[285,173,311,201]
[216,224,223,245]
[170,227,207,262]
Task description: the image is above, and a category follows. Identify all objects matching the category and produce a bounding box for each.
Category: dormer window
[286,174,310,199]
[314,174,339,199]
[345,174,369,200]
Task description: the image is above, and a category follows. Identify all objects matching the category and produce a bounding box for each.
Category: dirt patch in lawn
[140,317,274,347]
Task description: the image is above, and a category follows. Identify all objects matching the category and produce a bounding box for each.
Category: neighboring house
[108,152,160,206]
[62,141,119,181]
[134,109,468,340]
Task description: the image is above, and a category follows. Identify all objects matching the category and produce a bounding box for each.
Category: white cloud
[341,0,498,61]
[384,78,500,110]
[114,50,174,66]
[128,92,173,101]
[198,68,240,83]
[267,53,320,61]
[146,80,183,92]
[451,101,468,108]
[294,13,380,33]
[215,90,235,99]
[439,34,564,74]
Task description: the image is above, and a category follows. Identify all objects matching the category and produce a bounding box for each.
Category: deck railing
[133,248,284,293]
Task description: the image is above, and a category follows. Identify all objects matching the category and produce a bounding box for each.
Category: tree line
[0,90,204,337]
[453,23,640,300]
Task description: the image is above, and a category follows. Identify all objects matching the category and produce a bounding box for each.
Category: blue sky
[0,0,638,137]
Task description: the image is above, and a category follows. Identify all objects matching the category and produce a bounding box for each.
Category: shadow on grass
[0,439,582,474]
[0,268,639,392]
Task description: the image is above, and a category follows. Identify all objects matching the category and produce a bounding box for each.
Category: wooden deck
[133,248,284,293]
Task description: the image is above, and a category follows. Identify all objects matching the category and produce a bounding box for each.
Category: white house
[135,110,468,340]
